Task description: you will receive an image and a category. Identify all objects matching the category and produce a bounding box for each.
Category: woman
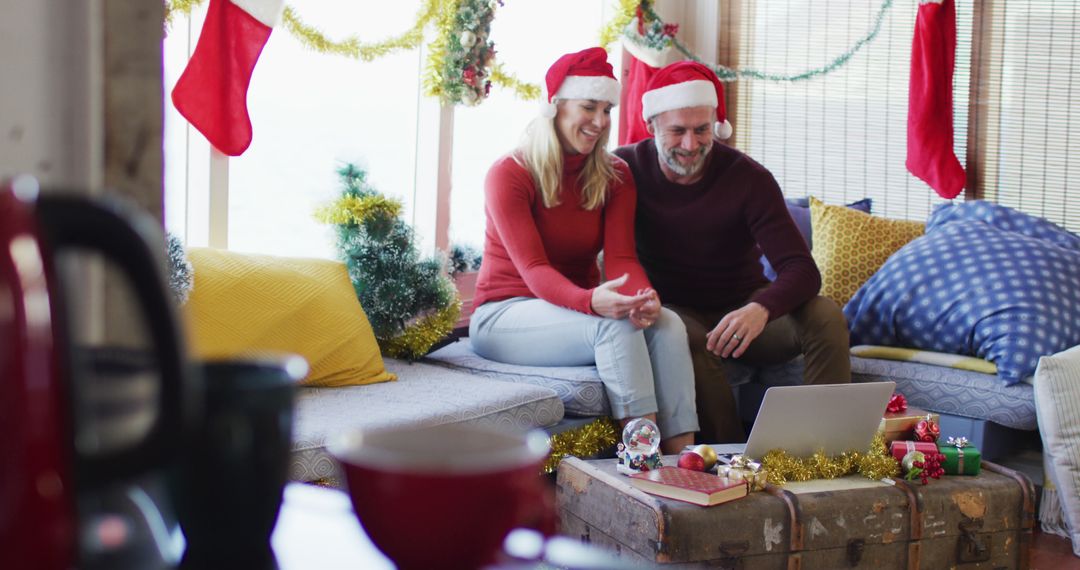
[470,47,698,454]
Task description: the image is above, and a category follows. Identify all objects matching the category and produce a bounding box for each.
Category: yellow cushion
[184,248,396,387]
[809,197,924,307]
[850,345,997,375]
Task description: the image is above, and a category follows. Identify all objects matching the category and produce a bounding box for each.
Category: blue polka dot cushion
[845,201,1080,385]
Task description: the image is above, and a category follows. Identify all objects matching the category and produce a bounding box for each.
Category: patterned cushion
[932,200,1080,251]
[426,339,608,416]
[185,248,395,387]
[850,357,1037,430]
[809,197,924,307]
[426,338,759,417]
[846,201,1080,385]
[850,345,997,375]
[290,358,564,482]
[761,197,872,281]
[1034,345,1080,555]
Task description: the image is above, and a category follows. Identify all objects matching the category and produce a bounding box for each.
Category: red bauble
[914,416,941,443]
[677,451,706,472]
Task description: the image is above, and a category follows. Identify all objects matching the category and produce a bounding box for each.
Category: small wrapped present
[879,407,940,444]
[717,455,768,491]
[938,436,982,475]
[889,440,938,463]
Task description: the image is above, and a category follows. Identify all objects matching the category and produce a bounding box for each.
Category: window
[732,0,973,222]
[163,2,209,246]
[164,1,622,259]
[164,0,428,258]
[228,1,426,258]
[729,0,1080,232]
[977,1,1080,231]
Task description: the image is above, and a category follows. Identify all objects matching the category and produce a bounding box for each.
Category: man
[614,61,851,444]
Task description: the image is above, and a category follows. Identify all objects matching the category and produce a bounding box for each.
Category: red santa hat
[539,47,621,118]
[641,61,732,139]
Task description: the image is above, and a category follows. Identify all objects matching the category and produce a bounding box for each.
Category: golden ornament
[692,444,718,470]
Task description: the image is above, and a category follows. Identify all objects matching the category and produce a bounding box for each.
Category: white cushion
[1034,344,1080,555]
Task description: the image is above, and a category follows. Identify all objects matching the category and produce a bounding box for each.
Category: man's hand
[706,302,769,358]
[591,274,652,319]
[628,288,661,329]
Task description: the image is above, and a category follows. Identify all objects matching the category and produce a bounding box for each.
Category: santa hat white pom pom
[714,119,732,140]
[539,101,558,119]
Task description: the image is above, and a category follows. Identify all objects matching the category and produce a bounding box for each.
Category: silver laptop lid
[743,382,896,459]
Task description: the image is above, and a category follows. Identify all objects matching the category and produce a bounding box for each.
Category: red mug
[329,423,550,570]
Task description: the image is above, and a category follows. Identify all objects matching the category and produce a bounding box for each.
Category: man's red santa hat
[539,47,621,118]
[641,60,732,139]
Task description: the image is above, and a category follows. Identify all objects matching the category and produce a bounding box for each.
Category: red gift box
[889,440,938,462]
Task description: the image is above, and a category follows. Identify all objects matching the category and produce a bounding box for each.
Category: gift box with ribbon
[716,455,768,491]
[889,440,939,463]
[938,436,982,476]
[879,407,940,444]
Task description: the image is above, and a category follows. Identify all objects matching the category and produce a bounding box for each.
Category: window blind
[731,0,1079,232]
[979,0,1080,232]
[732,0,972,222]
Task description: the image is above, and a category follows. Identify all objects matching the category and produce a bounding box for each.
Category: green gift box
[938,438,981,475]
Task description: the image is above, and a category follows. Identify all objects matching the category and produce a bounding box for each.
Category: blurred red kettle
[0,176,198,570]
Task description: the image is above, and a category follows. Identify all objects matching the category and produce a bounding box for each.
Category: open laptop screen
[740,382,896,459]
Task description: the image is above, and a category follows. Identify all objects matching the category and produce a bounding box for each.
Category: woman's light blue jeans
[469,297,699,438]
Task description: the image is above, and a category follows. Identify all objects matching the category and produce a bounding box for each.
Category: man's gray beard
[657,135,708,177]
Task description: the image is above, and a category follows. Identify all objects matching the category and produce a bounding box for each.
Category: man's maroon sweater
[614,139,820,320]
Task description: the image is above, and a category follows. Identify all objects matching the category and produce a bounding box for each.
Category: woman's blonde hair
[513,101,620,211]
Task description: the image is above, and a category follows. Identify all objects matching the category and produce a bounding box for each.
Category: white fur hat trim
[641,79,717,122]
[553,75,620,106]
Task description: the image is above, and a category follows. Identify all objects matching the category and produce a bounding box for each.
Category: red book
[629,467,748,507]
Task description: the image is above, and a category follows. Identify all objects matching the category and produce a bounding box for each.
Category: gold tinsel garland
[315,194,403,226]
[760,433,899,485]
[281,2,440,62]
[165,0,540,104]
[421,0,462,103]
[542,417,620,474]
[164,0,205,26]
[381,300,462,360]
[490,63,541,101]
[598,0,640,49]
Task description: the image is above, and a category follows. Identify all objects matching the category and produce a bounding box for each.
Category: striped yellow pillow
[809,197,924,307]
[184,248,396,387]
[850,345,997,374]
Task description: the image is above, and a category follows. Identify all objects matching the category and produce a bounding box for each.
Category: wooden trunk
[556,456,1034,569]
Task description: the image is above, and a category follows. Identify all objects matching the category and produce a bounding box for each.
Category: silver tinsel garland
[166,231,193,305]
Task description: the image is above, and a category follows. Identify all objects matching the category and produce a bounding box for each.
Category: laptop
[712,382,896,459]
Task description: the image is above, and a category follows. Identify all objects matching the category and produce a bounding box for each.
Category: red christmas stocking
[619,54,659,145]
[906,0,966,199]
[172,0,283,156]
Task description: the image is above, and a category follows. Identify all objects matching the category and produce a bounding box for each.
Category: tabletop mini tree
[318,164,460,359]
